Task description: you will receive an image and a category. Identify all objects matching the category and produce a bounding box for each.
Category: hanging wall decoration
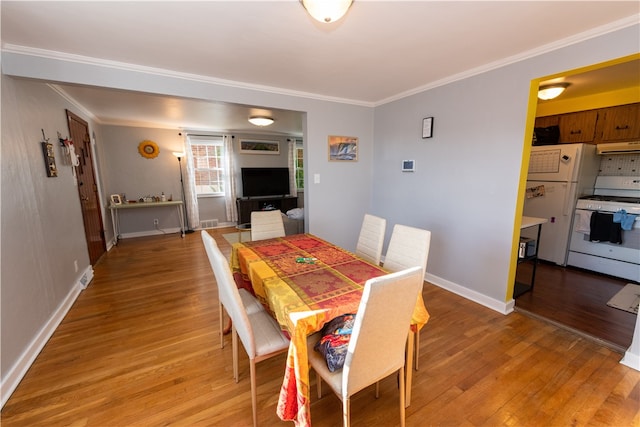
[138,140,160,159]
[40,129,58,177]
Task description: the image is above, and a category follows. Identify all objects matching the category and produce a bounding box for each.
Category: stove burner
[579,195,640,204]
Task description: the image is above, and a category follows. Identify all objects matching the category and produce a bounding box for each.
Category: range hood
[597,141,640,155]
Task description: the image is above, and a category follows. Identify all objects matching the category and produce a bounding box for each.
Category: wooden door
[66,110,106,264]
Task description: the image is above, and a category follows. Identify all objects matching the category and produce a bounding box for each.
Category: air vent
[200,219,218,229]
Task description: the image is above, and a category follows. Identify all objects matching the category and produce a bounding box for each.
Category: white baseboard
[424,273,515,315]
[0,265,93,409]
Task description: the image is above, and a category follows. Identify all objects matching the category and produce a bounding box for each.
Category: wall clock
[138,140,159,159]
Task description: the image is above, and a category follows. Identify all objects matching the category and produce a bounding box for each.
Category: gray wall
[1,23,638,404]
[1,78,94,388]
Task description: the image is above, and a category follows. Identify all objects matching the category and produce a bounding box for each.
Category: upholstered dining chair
[308,266,423,427]
[355,214,387,265]
[250,210,286,241]
[201,231,265,349]
[203,231,290,427]
[383,224,431,371]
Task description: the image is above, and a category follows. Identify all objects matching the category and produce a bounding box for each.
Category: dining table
[230,233,430,427]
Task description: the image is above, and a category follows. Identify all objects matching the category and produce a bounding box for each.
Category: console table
[109,201,185,244]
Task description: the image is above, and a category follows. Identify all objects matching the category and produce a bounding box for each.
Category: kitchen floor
[514,261,637,352]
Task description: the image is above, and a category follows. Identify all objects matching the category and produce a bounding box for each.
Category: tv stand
[236,196,298,224]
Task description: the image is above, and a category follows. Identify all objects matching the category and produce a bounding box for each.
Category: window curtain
[288,138,297,197]
[183,136,200,230]
[223,135,238,222]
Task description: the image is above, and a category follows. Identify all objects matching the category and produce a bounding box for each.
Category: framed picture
[110,194,122,205]
[422,117,434,139]
[402,160,415,172]
[239,139,280,154]
[328,135,358,161]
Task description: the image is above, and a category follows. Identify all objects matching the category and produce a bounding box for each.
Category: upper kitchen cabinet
[558,110,598,143]
[597,103,640,142]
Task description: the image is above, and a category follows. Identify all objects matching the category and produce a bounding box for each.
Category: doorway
[66,110,106,264]
[514,56,639,350]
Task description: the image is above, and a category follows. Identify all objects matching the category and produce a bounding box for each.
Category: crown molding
[2,44,374,108]
[375,14,640,106]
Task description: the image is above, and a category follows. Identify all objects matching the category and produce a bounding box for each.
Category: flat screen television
[241,167,290,198]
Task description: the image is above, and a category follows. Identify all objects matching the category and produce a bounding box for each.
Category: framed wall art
[328,135,358,161]
[422,117,434,139]
[239,139,280,154]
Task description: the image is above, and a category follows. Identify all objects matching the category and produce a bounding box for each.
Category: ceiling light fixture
[538,83,570,100]
[301,0,353,23]
[248,116,274,126]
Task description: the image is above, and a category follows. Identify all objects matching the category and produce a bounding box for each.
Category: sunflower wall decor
[138,140,160,159]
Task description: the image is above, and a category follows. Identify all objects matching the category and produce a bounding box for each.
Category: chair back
[355,214,386,265]
[250,210,286,241]
[342,266,423,397]
[201,231,257,357]
[384,224,431,278]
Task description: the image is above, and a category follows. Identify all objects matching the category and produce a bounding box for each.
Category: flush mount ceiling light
[301,0,353,23]
[538,83,570,100]
[248,116,274,126]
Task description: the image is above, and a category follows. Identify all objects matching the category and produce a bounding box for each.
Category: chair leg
[375,381,379,399]
[342,396,350,427]
[250,359,258,427]
[232,325,239,382]
[219,301,224,349]
[414,329,420,371]
[316,370,322,398]
[399,367,406,427]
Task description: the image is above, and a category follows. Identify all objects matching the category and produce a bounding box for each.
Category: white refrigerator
[522,143,600,266]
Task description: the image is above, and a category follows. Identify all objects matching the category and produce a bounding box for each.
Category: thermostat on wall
[402,160,415,172]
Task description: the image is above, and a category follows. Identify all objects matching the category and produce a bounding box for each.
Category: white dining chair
[355,214,386,265]
[205,232,290,427]
[383,224,431,371]
[308,266,423,427]
[201,231,264,349]
[250,210,286,241]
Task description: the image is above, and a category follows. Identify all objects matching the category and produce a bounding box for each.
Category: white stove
[569,175,640,282]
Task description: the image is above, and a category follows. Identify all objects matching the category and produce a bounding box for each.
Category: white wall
[372,24,640,308]
[1,77,94,395]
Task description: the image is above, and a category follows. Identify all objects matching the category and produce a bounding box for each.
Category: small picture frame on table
[422,117,434,139]
[110,194,122,205]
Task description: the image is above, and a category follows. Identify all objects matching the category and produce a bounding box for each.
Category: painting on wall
[328,135,358,161]
[239,139,280,154]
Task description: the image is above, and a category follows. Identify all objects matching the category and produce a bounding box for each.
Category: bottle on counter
[161,192,166,202]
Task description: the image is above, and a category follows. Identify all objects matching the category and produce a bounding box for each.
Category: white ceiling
[2,1,639,135]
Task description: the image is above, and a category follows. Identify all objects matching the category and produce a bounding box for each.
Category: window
[295,141,304,190]
[188,135,225,196]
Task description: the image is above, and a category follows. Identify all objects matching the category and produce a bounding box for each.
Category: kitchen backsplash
[598,154,639,176]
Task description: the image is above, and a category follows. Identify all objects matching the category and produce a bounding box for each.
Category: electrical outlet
[153,218,159,226]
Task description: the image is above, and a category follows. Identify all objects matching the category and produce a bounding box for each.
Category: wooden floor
[515,260,637,352]
[2,228,639,426]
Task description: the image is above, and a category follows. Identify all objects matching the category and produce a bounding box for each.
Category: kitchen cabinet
[558,110,598,143]
[535,102,640,145]
[597,103,640,142]
[236,196,298,224]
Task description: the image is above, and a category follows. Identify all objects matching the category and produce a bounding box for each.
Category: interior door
[66,110,106,264]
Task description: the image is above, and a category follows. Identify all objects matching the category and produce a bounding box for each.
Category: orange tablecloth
[230,233,429,427]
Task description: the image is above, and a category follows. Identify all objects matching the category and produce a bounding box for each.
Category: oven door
[568,209,640,281]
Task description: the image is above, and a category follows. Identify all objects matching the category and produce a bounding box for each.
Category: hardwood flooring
[515,260,637,352]
[2,228,639,426]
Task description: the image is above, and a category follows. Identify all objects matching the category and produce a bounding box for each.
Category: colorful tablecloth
[230,233,429,427]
